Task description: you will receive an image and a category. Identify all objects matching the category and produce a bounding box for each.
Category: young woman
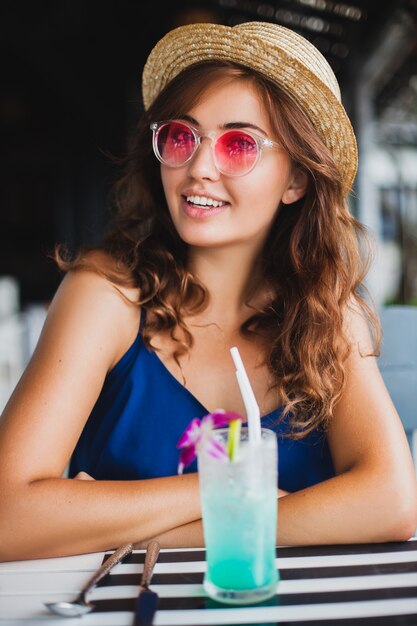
[0,21,416,561]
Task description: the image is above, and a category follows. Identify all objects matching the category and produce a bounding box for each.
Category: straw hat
[142,21,358,194]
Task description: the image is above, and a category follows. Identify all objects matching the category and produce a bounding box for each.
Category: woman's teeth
[186,195,227,208]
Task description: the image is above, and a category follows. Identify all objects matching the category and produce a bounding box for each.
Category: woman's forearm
[277,465,417,545]
[134,465,417,551]
[2,463,415,562]
[136,519,205,549]
[0,473,201,562]
[135,487,291,549]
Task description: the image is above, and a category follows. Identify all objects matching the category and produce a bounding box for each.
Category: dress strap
[139,307,147,335]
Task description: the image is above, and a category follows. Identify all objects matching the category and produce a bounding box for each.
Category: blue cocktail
[198,427,279,604]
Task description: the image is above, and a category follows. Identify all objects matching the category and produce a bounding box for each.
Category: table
[1,540,417,625]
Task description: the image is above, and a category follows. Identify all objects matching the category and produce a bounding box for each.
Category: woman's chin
[178,232,230,248]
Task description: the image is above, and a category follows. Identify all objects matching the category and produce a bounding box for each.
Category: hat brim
[142,22,358,195]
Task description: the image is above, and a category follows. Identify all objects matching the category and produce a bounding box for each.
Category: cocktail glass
[198,427,279,604]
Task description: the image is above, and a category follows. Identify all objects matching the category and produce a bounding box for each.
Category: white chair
[378,305,417,476]
[0,289,47,415]
[0,314,26,413]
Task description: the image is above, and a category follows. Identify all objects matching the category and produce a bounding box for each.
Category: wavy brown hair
[56,61,379,437]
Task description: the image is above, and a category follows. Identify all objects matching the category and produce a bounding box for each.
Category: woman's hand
[74,472,95,481]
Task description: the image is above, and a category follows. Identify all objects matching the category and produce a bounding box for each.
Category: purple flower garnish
[176,410,243,474]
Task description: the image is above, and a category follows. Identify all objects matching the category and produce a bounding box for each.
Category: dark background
[1,0,415,305]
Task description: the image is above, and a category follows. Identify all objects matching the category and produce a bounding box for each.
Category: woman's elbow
[384,512,417,543]
[0,487,34,562]
[380,479,417,542]
[391,498,417,541]
[0,515,21,562]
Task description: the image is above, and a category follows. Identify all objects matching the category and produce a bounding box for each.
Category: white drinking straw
[230,346,262,444]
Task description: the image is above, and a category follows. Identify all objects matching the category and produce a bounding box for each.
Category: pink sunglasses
[150,120,280,177]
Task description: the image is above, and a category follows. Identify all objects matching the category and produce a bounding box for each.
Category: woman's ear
[281,167,308,205]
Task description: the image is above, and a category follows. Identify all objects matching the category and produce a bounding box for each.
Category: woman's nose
[187,138,220,181]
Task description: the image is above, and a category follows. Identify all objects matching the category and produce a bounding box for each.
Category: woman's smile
[181,193,231,219]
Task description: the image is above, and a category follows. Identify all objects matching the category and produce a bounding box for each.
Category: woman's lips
[181,196,229,218]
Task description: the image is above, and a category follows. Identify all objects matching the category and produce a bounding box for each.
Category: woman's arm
[0,268,201,562]
[93,476,288,550]
[276,303,417,545]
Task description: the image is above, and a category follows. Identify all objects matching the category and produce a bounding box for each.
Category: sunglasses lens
[214,130,258,175]
[155,122,196,166]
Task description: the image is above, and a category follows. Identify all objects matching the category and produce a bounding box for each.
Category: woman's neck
[187,244,266,330]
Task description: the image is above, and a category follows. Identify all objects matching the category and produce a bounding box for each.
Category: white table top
[1,541,417,625]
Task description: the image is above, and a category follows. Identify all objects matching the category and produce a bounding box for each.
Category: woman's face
[160,78,306,251]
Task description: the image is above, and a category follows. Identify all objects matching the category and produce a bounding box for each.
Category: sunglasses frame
[150,119,281,177]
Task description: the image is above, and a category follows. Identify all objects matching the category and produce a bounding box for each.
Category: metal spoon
[45,542,133,617]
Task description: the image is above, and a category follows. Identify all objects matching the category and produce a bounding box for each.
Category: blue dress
[69,315,335,491]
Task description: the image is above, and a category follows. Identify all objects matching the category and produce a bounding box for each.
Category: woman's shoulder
[47,249,141,369]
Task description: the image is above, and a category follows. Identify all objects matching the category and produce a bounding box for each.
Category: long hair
[57,61,379,437]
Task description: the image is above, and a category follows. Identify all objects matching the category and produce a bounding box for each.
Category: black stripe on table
[103,542,417,565]
[140,618,417,626]
[92,585,417,612]
[100,560,417,587]
[187,617,417,626]
[277,542,417,558]
[282,560,417,579]
[101,571,205,585]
